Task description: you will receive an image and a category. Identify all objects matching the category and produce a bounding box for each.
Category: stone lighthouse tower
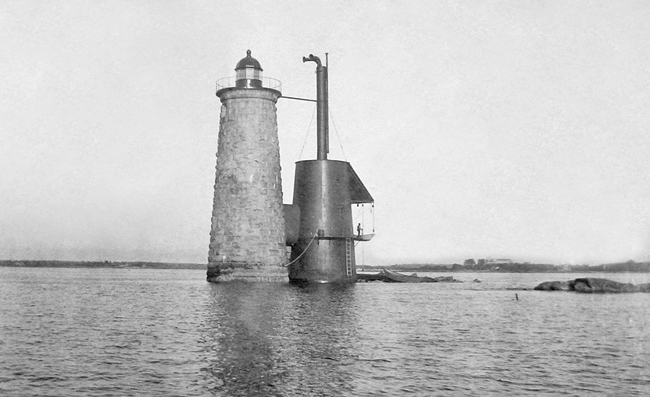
[207,50,286,282]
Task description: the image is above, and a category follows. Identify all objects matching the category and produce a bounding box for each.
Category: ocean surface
[1,268,649,396]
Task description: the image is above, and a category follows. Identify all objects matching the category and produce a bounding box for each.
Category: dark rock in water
[535,278,650,293]
[430,276,456,283]
[570,278,650,293]
[534,281,571,291]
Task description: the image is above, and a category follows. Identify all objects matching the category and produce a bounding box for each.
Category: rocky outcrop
[535,277,650,293]
[534,280,571,291]
[356,270,461,283]
[571,278,650,293]
[429,276,457,282]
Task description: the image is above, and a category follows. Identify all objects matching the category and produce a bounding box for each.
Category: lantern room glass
[236,67,262,88]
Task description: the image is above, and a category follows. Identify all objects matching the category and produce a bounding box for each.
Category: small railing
[216,76,282,93]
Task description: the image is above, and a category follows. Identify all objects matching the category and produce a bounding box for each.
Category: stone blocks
[207,89,287,282]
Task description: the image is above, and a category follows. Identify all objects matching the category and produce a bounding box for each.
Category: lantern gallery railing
[216,76,282,93]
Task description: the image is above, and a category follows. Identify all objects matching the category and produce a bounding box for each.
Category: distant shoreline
[363,261,650,273]
[2,260,649,273]
[0,260,206,270]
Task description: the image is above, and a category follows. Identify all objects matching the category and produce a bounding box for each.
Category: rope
[298,107,316,160]
[283,232,319,267]
[329,108,348,161]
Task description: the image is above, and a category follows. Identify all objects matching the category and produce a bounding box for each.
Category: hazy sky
[1,0,649,266]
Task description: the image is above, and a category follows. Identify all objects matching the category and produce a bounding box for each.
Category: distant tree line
[365,260,650,273]
[568,260,650,273]
[0,260,206,270]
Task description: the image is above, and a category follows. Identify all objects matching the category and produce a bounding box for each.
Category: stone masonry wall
[207,89,287,282]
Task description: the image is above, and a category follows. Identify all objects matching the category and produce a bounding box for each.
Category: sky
[1,0,649,266]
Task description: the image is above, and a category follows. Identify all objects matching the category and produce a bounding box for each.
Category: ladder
[345,238,353,277]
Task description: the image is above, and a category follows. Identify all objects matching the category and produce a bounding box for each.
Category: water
[1,268,649,396]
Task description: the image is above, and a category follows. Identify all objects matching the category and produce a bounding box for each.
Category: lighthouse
[207,50,287,282]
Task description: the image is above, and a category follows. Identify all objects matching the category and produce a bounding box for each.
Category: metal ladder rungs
[345,238,353,276]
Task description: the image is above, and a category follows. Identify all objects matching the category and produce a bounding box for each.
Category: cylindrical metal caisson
[289,160,357,283]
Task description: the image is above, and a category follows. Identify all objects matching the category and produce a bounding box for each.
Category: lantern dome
[235,50,263,71]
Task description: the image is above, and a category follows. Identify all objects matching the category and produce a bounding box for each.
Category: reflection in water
[199,283,359,396]
[3,269,648,396]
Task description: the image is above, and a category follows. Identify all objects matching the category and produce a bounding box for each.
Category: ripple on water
[0,268,649,396]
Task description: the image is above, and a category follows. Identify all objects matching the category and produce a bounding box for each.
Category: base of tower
[206,263,288,283]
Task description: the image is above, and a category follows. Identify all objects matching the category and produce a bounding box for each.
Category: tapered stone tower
[207,50,287,282]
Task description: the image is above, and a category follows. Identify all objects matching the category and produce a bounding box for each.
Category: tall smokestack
[302,54,329,160]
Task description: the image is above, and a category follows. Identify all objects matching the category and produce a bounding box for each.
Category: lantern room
[235,49,263,88]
